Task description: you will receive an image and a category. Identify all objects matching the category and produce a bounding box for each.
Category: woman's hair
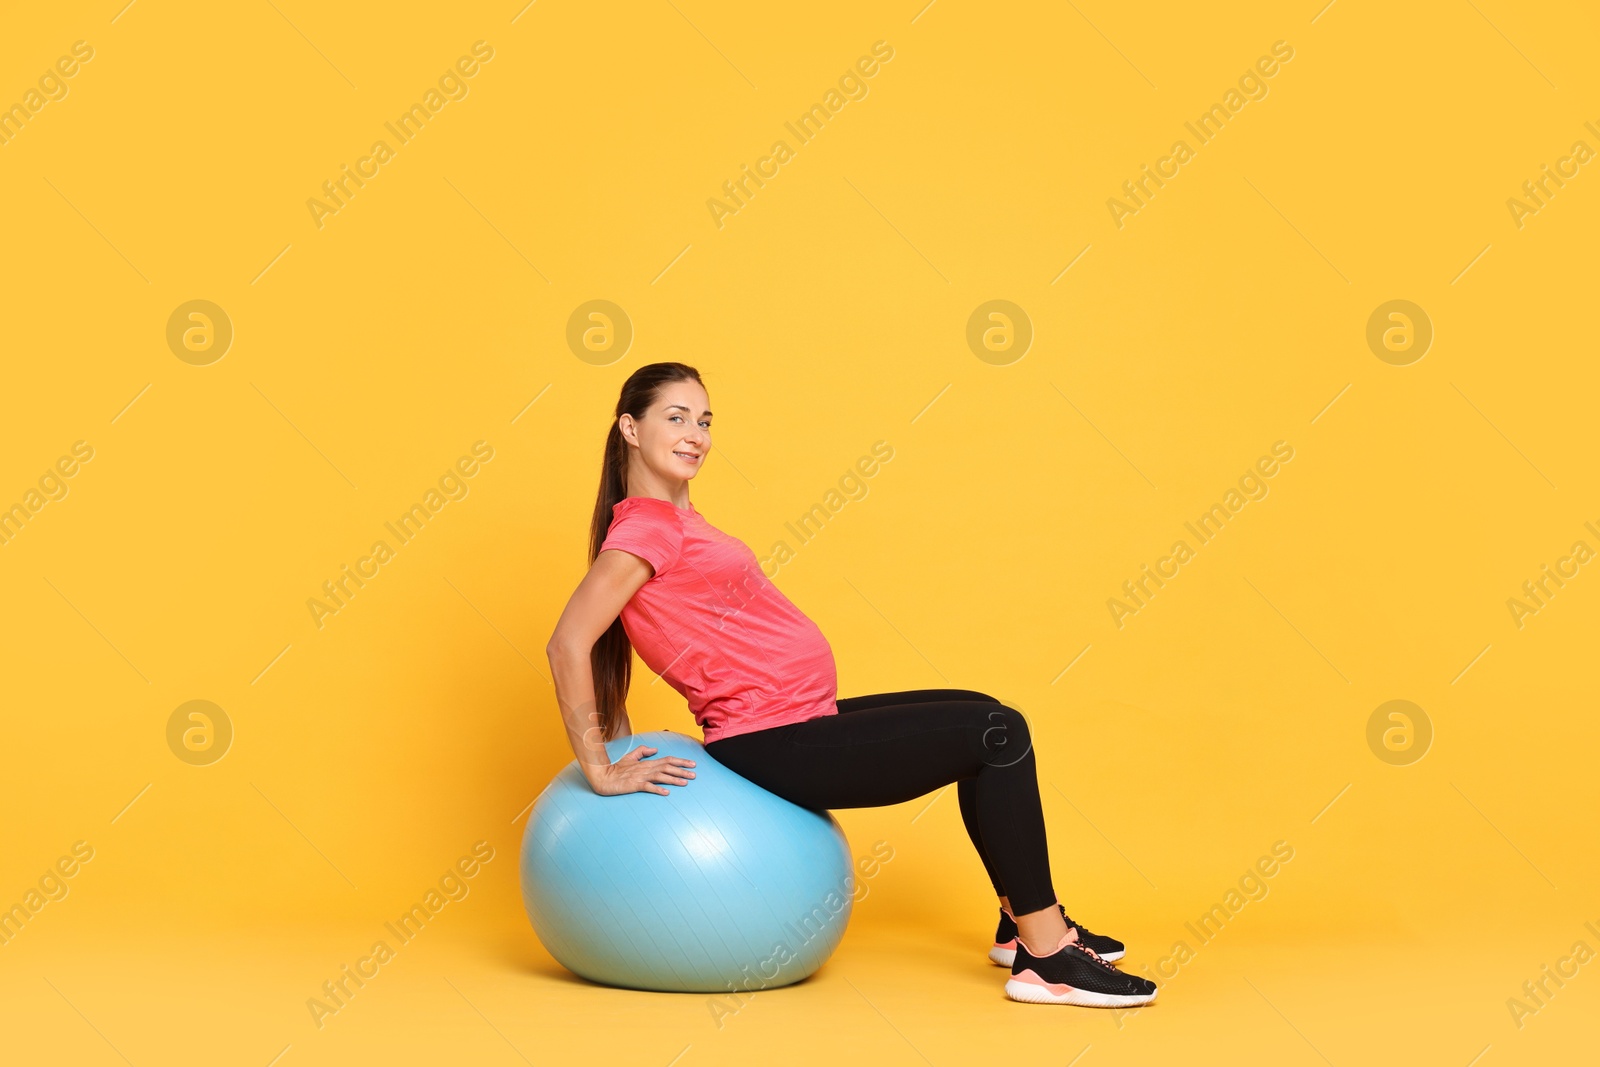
[587,361,705,742]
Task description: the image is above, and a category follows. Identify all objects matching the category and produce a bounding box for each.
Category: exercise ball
[521,729,854,993]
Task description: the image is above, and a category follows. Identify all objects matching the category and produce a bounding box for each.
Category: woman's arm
[545,549,696,796]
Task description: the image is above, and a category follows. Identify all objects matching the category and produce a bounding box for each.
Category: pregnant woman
[545,362,1157,1009]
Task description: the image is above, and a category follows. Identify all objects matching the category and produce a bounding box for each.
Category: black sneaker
[990,905,1125,965]
[1005,931,1158,1007]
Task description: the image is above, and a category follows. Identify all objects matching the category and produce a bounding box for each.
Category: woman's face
[622,380,712,483]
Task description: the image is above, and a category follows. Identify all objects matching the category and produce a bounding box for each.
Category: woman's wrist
[578,755,611,787]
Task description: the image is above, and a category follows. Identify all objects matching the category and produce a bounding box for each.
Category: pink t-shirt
[599,496,839,743]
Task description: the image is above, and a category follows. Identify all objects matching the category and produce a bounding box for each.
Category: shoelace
[1061,913,1103,941]
[1019,931,1115,970]
[1070,941,1119,971]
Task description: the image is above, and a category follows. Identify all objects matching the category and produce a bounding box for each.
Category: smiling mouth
[674,451,701,462]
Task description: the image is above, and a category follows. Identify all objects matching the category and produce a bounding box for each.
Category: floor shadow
[474,928,848,996]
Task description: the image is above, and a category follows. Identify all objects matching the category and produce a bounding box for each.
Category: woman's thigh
[836,688,1000,714]
[709,699,1027,811]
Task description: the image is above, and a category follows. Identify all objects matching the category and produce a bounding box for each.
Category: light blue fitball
[521,729,854,993]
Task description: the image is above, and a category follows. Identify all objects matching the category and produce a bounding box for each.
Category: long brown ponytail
[587,361,706,742]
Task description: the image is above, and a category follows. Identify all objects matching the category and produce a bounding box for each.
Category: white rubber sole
[1005,976,1157,1007]
[990,945,1125,967]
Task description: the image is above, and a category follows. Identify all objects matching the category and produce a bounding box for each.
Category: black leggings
[704,689,1058,916]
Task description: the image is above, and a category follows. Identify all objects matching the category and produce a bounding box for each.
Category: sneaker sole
[1005,975,1157,1007]
[990,946,1125,967]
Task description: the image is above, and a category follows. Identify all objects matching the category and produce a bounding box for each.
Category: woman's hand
[586,745,697,796]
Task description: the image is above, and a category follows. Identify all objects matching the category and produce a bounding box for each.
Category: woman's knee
[972,704,1033,767]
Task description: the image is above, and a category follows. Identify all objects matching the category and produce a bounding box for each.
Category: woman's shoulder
[606,496,694,541]
[603,497,691,572]
[611,496,695,521]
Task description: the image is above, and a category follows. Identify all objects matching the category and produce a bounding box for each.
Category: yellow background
[2,0,1597,1063]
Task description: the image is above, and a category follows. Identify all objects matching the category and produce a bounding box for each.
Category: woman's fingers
[609,750,694,794]
[639,763,693,790]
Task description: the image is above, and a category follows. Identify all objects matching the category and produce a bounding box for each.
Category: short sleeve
[600,500,684,577]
